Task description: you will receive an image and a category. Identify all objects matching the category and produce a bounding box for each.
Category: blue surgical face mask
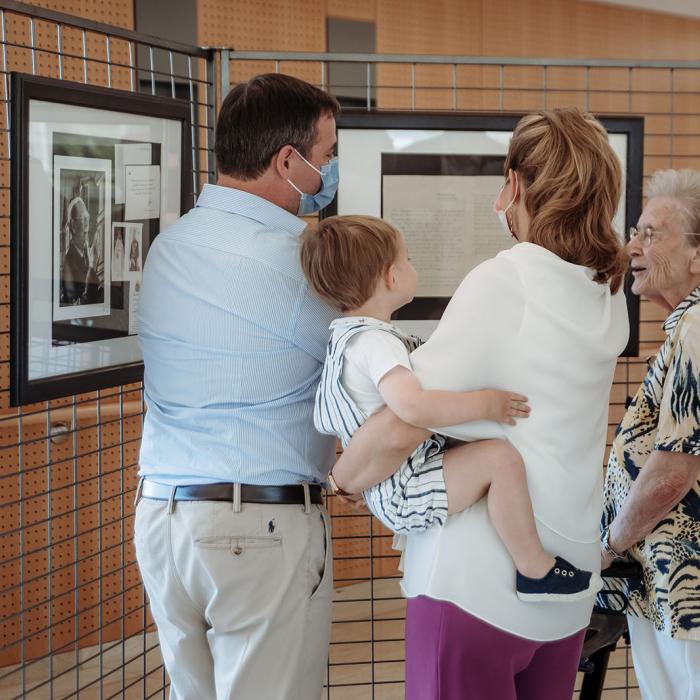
[287,149,339,216]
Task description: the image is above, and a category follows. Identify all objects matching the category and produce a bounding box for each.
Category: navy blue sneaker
[516,556,603,603]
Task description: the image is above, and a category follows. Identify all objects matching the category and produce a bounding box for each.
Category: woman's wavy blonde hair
[505,108,627,293]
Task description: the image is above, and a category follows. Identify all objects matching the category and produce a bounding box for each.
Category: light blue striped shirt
[138,184,337,486]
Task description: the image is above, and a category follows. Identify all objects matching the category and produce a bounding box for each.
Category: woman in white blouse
[331,108,630,699]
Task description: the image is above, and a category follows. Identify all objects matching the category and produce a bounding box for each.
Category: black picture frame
[326,111,643,357]
[11,73,192,405]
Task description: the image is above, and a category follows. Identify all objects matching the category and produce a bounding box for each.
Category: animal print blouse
[602,284,700,640]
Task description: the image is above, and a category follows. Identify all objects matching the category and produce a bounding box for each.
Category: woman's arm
[331,407,431,494]
[332,256,525,494]
[605,450,700,561]
[604,313,700,562]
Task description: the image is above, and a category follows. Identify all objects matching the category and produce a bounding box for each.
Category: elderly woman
[330,108,629,699]
[600,169,700,700]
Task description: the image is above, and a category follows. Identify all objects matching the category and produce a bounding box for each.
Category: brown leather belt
[140,479,323,505]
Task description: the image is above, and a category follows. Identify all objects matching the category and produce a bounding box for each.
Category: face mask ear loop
[293,147,322,176]
[505,174,519,237]
[509,173,519,210]
[287,178,303,196]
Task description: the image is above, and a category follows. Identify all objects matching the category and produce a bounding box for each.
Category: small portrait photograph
[128,226,142,273]
[112,222,142,282]
[53,156,111,321]
[112,224,125,281]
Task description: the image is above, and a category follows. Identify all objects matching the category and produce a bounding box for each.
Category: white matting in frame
[28,99,182,382]
[52,155,112,321]
[337,128,628,242]
[336,127,629,341]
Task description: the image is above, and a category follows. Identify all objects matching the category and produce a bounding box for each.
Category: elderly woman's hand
[600,546,616,572]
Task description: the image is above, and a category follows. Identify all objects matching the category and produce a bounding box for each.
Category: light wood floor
[0,579,641,699]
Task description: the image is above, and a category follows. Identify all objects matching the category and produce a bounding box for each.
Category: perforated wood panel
[23,0,133,29]
[200,0,327,89]
[372,0,700,110]
[327,0,375,23]
[199,0,326,51]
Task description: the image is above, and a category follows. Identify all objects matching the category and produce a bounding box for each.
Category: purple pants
[405,596,586,700]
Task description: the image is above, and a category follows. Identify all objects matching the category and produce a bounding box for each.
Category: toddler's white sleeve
[344,330,413,388]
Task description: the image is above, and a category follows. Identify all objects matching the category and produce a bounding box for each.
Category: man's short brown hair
[300,215,401,312]
[215,73,340,180]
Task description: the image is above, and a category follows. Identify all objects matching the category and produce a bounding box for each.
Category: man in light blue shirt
[134,74,340,700]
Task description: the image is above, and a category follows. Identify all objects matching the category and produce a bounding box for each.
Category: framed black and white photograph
[327,111,643,356]
[53,155,112,321]
[11,73,192,405]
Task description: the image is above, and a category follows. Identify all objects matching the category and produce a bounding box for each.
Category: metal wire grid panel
[0,17,695,699]
[221,50,700,700]
[0,1,215,698]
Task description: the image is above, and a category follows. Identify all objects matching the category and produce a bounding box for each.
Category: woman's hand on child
[485,390,530,425]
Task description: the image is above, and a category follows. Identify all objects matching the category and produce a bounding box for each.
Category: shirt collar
[195,183,306,235]
[663,284,700,335]
[330,316,395,331]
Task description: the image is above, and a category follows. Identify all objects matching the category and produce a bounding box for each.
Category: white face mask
[493,176,519,241]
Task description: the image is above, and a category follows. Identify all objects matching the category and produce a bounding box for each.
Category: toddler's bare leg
[442,440,554,579]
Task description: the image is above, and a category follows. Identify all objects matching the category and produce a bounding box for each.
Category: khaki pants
[134,492,332,700]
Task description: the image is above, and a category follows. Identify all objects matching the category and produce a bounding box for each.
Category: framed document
[328,111,643,356]
[10,73,192,405]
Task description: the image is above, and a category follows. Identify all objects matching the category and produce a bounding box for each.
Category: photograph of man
[60,194,103,306]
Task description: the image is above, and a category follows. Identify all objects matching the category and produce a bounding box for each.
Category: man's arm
[606,450,700,557]
[331,407,430,495]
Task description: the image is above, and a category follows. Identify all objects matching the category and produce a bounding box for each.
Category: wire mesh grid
[221,50,700,700]
[0,1,215,698]
[0,4,698,697]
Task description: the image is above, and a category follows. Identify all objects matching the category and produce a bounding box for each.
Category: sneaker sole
[516,573,603,604]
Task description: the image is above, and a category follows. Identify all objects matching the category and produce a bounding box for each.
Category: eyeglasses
[628,226,700,248]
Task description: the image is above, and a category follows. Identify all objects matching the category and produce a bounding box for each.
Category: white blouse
[402,242,629,641]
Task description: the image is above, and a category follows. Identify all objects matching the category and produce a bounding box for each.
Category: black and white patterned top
[602,284,700,640]
[314,316,429,455]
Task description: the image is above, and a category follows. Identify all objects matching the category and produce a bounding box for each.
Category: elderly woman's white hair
[647,169,700,244]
